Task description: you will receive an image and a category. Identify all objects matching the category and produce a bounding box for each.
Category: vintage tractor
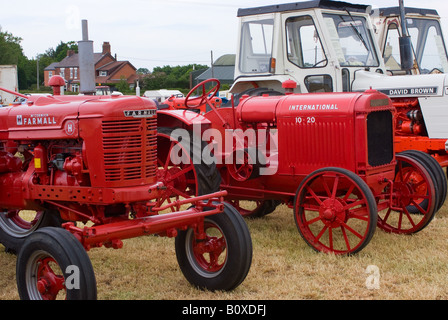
[0,84,253,300]
[177,77,444,256]
[229,0,448,171]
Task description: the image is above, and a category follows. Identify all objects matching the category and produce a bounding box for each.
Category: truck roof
[237,0,370,17]
[371,6,439,18]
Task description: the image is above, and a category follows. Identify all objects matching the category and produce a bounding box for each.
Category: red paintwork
[204,89,397,203]
[0,90,226,249]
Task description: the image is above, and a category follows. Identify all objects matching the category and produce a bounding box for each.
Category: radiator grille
[367,111,393,166]
[102,117,157,182]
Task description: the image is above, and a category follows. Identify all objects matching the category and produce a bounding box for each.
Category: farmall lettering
[16,114,57,126]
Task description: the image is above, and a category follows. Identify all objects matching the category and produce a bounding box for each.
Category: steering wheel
[185,78,220,109]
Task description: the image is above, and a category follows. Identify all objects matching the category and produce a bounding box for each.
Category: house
[44,42,137,92]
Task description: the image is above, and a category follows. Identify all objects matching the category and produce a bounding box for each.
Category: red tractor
[0,83,252,300]
[177,78,444,255]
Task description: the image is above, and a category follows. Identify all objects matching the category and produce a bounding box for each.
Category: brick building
[44,42,137,92]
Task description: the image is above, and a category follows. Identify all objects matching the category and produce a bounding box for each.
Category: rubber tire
[399,150,447,211]
[237,199,281,219]
[294,167,377,255]
[0,210,63,254]
[16,227,97,300]
[157,127,221,196]
[175,202,252,291]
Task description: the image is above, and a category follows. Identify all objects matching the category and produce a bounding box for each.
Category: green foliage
[142,64,208,90]
[0,26,79,90]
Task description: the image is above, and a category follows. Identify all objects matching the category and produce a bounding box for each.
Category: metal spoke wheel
[377,153,438,234]
[16,227,97,300]
[175,202,252,291]
[156,127,221,211]
[294,167,377,255]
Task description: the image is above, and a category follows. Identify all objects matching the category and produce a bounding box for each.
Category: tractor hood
[353,71,448,139]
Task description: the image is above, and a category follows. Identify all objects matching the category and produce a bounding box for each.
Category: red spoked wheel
[175,202,252,291]
[294,167,377,255]
[377,153,437,234]
[156,127,221,211]
[185,78,220,109]
[16,227,97,300]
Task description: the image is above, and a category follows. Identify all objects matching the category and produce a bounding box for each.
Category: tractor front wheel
[175,202,252,291]
[294,167,377,255]
[16,227,97,300]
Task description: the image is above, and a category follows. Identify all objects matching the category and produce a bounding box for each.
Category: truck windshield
[322,13,379,67]
[239,18,274,73]
[383,18,448,74]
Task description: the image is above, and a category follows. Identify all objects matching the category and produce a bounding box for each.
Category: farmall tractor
[0,82,253,300]
[171,77,443,256]
[229,0,448,172]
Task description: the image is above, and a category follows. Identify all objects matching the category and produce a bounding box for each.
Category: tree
[141,64,208,90]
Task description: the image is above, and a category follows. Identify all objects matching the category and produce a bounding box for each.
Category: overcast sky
[1,0,447,71]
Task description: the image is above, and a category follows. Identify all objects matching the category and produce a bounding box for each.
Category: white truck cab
[232,0,386,94]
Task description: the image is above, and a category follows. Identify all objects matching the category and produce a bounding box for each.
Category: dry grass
[1,200,448,300]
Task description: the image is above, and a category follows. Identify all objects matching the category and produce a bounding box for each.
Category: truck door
[282,13,340,93]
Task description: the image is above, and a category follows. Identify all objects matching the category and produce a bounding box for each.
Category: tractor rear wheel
[0,209,62,254]
[16,227,97,300]
[227,199,281,218]
[157,127,221,206]
[399,150,447,211]
[294,167,377,255]
[175,202,252,291]
[377,153,438,234]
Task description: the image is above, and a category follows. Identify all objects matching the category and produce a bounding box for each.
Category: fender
[157,109,211,131]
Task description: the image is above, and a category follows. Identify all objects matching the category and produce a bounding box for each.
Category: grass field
[1,200,448,300]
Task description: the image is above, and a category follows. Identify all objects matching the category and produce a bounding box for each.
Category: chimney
[78,20,96,95]
[67,50,75,57]
[102,41,111,55]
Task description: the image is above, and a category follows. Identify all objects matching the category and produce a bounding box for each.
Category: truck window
[383,23,402,71]
[285,16,327,68]
[406,18,448,74]
[239,19,274,73]
[323,13,379,67]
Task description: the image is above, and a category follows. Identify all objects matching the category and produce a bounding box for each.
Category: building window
[70,68,73,79]
[49,71,53,78]
[99,71,107,76]
[74,68,78,79]
[59,69,65,78]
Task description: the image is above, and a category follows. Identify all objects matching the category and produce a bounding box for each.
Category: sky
[1,0,447,71]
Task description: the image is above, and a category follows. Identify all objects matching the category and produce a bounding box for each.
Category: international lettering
[288,104,338,111]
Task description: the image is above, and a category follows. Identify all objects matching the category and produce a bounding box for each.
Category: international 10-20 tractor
[176,77,444,255]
